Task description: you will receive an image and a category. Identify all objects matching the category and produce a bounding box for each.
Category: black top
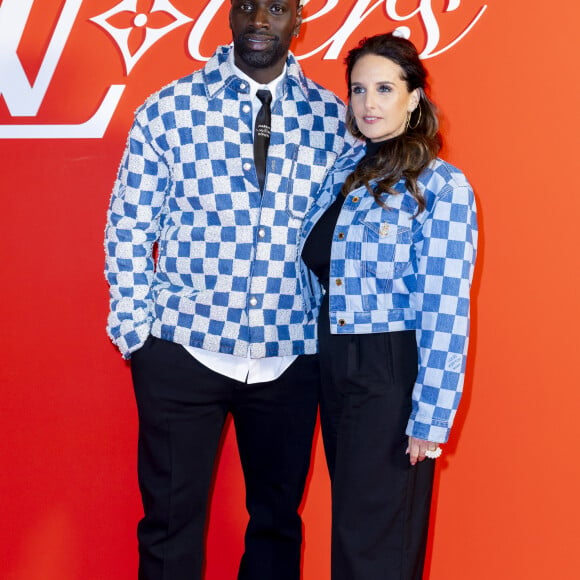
[301,194,344,292]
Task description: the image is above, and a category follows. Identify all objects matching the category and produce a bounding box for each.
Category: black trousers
[130,336,319,580]
[319,326,435,580]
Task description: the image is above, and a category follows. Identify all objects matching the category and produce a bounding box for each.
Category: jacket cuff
[108,320,151,359]
[406,417,450,444]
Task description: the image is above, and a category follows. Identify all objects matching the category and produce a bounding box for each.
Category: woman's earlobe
[412,89,421,110]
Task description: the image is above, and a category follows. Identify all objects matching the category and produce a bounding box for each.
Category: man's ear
[293,5,303,37]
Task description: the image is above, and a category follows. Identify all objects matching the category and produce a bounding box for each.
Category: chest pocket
[360,217,412,279]
[283,146,337,219]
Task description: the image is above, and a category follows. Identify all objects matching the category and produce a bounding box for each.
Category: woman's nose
[364,92,376,109]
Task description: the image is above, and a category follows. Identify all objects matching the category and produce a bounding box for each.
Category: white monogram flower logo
[90,0,192,74]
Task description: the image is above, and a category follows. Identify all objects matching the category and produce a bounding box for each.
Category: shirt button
[243,162,252,171]
[335,279,343,286]
[242,104,251,114]
[249,297,258,306]
[338,319,346,327]
[258,229,266,238]
[240,82,247,90]
[352,196,360,203]
[337,232,345,239]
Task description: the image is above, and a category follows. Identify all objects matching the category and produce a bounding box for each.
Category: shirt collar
[228,50,286,104]
[204,45,308,102]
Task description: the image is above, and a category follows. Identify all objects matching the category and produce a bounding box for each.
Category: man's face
[230,0,302,82]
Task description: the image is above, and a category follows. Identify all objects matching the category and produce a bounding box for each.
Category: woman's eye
[351,86,365,95]
[378,84,392,93]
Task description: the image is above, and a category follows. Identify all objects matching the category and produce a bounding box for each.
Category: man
[104,1,355,578]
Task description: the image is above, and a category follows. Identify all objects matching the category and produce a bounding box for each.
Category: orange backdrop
[1,1,579,579]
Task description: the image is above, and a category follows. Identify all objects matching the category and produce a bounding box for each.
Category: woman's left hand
[406,436,441,466]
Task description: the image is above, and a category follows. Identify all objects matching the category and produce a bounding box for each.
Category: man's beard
[233,33,290,69]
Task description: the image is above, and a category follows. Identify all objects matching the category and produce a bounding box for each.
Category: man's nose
[251,6,271,28]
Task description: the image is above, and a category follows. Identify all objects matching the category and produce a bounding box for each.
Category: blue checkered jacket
[300,149,478,442]
[105,45,353,359]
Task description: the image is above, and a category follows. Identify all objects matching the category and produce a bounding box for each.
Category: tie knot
[256,89,272,105]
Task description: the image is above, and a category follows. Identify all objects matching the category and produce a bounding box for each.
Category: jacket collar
[203,44,309,100]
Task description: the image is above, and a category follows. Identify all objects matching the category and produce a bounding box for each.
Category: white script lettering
[187,0,488,61]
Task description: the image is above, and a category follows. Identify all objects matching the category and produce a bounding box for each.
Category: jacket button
[338,319,346,326]
[379,223,390,236]
[242,105,251,114]
[249,297,258,306]
[258,229,266,238]
[352,196,360,203]
[335,279,342,286]
[243,162,251,171]
[337,232,345,239]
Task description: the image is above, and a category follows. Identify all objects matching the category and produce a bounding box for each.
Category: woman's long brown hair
[342,33,442,215]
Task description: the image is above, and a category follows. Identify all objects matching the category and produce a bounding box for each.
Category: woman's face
[349,54,419,142]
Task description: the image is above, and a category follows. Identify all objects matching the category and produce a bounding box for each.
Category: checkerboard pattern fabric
[105,45,353,359]
[300,153,478,442]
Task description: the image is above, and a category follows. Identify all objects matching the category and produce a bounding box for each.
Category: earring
[406,103,422,130]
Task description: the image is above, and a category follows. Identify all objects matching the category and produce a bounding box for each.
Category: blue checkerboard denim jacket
[104,45,354,359]
[299,148,478,442]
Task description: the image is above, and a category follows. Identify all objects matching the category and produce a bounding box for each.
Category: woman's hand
[406,436,441,466]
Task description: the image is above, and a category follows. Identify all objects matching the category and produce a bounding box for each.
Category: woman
[301,33,478,579]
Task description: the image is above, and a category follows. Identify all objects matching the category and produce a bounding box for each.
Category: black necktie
[254,89,272,192]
